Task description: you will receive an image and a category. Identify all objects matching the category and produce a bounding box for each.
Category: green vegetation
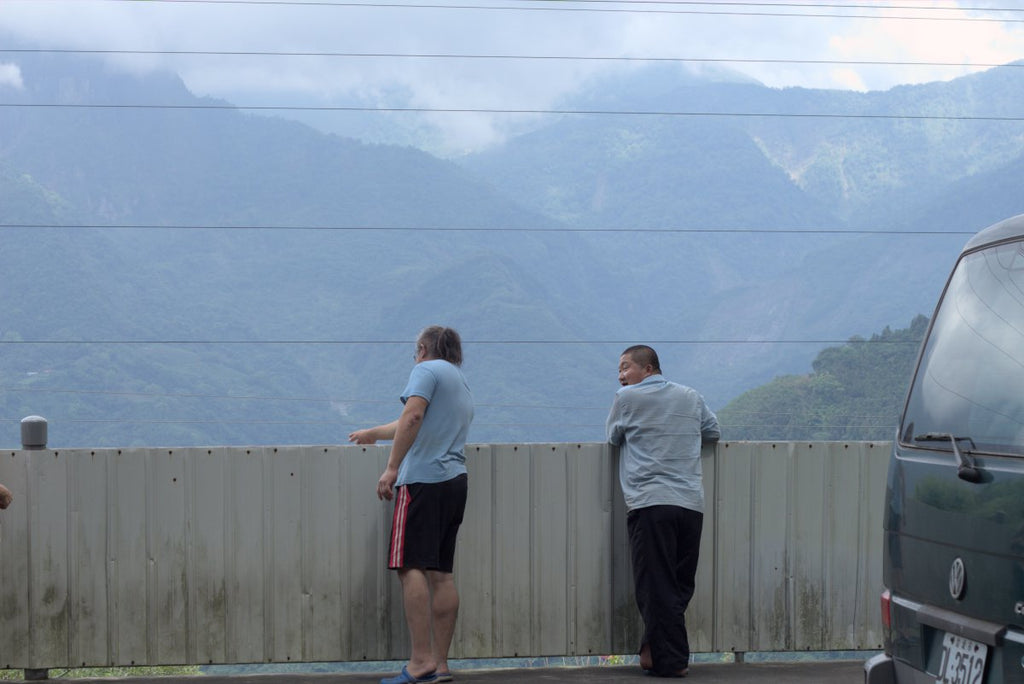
[718,316,929,441]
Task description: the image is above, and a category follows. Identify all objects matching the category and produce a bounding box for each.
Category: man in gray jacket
[607,345,719,678]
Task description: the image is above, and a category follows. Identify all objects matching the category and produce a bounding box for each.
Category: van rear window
[901,239,1024,456]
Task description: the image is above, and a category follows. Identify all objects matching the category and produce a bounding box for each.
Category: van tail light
[880,589,893,650]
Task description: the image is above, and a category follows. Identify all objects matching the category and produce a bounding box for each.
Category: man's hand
[377,465,399,501]
[348,429,377,445]
[0,484,12,510]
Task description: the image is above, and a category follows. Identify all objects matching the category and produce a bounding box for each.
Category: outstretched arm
[349,419,400,445]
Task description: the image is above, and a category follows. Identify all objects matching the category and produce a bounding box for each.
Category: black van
[865,214,1024,684]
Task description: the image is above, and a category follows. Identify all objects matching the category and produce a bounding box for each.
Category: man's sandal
[379,665,438,684]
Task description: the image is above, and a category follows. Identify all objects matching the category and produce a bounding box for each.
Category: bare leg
[427,570,459,674]
[398,568,437,678]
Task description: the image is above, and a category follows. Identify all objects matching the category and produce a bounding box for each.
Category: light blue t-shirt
[397,359,474,486]
[606,375,720,513]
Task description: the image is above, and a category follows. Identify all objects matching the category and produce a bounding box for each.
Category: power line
[0,223,977,234]
[0,416,901,435]
[719,423,898,429]
[0,385,912,431]
[0,386,914,417]
[0,416,898,430]
[67,0,1024,22]
[0,415,611,429]
[3,101,1023,122]
[0,339,922,345]
[0,385,617,412]
[0,386,389,404]
[0,384,915,411]
[4,47,1021,73]
[515,0,1023,12]
[720,410,900,419]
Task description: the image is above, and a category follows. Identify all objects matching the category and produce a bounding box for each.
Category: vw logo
[949,557,966,600]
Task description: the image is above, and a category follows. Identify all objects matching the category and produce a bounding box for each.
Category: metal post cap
[20,415,48,450]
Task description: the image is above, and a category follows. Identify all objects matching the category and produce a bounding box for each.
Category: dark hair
[418,326,464,366]
[622,344,661,373]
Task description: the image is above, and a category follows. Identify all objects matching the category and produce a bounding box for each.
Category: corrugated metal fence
[0,441,888,670]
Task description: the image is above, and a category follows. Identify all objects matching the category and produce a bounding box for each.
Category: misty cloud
[1,1,1023,151]
[0,62,22,89]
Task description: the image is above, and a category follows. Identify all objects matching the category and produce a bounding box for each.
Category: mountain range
[0,48,1020,447]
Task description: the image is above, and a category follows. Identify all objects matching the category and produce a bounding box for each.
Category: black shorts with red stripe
[388,473,468,572]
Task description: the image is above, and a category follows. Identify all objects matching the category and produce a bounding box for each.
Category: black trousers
[627,504,703,675]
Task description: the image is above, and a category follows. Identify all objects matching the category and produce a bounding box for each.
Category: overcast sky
[1,0,1023,151]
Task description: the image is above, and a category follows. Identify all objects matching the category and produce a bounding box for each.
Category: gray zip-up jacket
[606,375,720,513]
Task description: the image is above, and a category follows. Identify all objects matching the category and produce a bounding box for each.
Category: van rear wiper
[913,433,983,483]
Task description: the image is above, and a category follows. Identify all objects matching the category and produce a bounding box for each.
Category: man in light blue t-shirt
[349,326,473,684]
[607,344,719,679]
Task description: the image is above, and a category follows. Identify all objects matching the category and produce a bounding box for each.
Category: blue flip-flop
[380,665,438,684]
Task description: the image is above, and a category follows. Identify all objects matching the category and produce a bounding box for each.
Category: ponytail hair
[418,325,463,366]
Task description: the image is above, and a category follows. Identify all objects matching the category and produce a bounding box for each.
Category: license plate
[936,633,988,684]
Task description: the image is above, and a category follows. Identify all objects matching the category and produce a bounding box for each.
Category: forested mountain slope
[718,316,929,441]
[0,51,1018,446]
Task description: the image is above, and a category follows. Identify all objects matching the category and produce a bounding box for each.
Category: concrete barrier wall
[0,441,888,669]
